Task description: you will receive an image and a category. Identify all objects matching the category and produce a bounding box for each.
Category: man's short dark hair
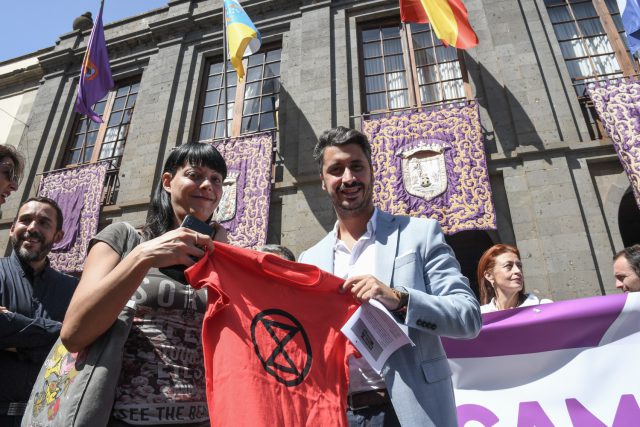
[313,126,372,172]
[614,244,640,277]
[258,244,296,262]
[18,196,64,232]
[0,144,25,183]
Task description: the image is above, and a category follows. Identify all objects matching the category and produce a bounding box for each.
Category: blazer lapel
[374,211,399,286]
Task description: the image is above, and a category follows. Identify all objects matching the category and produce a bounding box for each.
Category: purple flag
[74,0,114,123]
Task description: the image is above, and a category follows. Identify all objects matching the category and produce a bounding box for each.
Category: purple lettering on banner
[565,399,606,427]
[457,404,499,426]
[517,402,554,427]
[613,394,640,427]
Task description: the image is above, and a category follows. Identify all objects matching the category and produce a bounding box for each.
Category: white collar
[332,208,378,247]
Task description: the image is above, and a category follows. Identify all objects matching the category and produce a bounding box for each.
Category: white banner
[443,293,640,426]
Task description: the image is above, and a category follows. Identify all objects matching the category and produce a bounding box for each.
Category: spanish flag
[224,0,261,81]
[400,0,478,50]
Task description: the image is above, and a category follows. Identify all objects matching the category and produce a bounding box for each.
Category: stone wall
[0,0,633,298]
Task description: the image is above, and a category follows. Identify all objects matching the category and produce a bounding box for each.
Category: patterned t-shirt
[93,223,208,425]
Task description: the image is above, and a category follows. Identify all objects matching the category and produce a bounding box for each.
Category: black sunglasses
[0,162,19,184]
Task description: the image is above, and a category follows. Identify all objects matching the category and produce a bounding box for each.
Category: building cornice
[0,63,43,91]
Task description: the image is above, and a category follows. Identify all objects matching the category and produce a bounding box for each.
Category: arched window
[445,230,495,299]
[618,189,640,247]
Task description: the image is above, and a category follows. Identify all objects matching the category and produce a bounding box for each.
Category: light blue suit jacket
[299,210,482,427]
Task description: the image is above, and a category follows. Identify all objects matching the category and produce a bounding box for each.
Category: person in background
[299,126,481,427]
[613,244,640,293]
[0,145,24,206]
[258,244,295,261]
[477,244,552,313]
[0,197,78,426]
[61,143,228,426]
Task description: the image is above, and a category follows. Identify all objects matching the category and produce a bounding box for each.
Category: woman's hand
[135,227,215,268]
[61,227,213,352]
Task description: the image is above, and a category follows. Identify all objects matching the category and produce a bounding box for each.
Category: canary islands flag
[400,0,478,50]
[224,0,261,81]
[617,0,640,57]
[74,0,114,123]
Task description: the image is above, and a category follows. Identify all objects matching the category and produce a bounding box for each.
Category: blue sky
[0,1,170,62]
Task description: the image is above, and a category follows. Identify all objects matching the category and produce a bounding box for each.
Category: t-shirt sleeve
[90,222,141,259]
[185,253,229,314]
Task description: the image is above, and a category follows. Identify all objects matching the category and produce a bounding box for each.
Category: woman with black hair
[61,142,228,426]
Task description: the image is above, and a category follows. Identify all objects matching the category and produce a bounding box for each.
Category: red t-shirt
[185,243,358,427]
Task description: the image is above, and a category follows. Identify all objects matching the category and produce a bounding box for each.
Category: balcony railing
[102,168,119,206]
[99,156,122,206]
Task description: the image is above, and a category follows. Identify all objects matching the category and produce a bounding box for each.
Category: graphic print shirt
[185,243,358,427]
[93,223,208,425]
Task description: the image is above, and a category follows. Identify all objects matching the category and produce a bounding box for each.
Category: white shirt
[332,209,386,394]
[480,293,553,314]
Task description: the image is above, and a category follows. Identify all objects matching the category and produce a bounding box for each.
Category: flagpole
[222,2,228,139]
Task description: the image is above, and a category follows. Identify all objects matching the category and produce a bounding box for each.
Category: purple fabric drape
[362,102,496,234]
[49,185,86,252]
[37,163,108,273]
[587,79,640,209]
[212,132,273,248]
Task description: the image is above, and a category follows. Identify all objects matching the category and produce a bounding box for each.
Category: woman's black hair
[142,143,227,240]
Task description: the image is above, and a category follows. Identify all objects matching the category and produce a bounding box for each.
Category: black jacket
[0,252,78,402]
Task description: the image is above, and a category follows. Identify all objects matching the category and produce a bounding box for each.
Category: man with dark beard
[299,127,481,427]
[0,197,77,426]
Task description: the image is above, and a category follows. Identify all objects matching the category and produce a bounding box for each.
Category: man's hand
[341,275,403,310]
[1,306,17,351]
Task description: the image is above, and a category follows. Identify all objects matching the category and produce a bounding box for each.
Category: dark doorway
[445,230,495,299]
[619,189,640,247]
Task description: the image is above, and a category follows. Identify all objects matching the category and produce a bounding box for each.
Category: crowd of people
[0,130,638,426]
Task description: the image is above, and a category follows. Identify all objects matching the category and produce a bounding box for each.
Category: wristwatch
[392,287,409,311]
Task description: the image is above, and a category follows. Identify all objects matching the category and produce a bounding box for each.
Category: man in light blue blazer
[299,126,482,427]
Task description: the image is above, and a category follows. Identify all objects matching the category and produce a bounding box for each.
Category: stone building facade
[0,0,638,300]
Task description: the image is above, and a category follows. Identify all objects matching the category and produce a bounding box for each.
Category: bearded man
[0,196,78,426]
[299,127,481,427]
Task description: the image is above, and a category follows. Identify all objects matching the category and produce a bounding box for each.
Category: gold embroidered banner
[212,132,273,248]
[37,162,108,273]
[362,102,496,234]
[588,79,640,209]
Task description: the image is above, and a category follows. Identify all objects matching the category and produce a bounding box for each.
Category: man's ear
[161,172,172,194]
[53,230,64,244]
[320,174,326,191]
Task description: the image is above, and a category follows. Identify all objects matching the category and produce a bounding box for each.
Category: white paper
[341,299,414,372]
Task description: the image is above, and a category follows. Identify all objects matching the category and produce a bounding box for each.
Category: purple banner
[443,293,627,358]
[444,293,640,426]
[37,162,108,273]
[212,132,273,248]
[74,0,114,123]
[362,102,496,234]
[588,79,640,208]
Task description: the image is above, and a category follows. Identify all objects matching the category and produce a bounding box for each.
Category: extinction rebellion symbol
[250,309,312,387]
